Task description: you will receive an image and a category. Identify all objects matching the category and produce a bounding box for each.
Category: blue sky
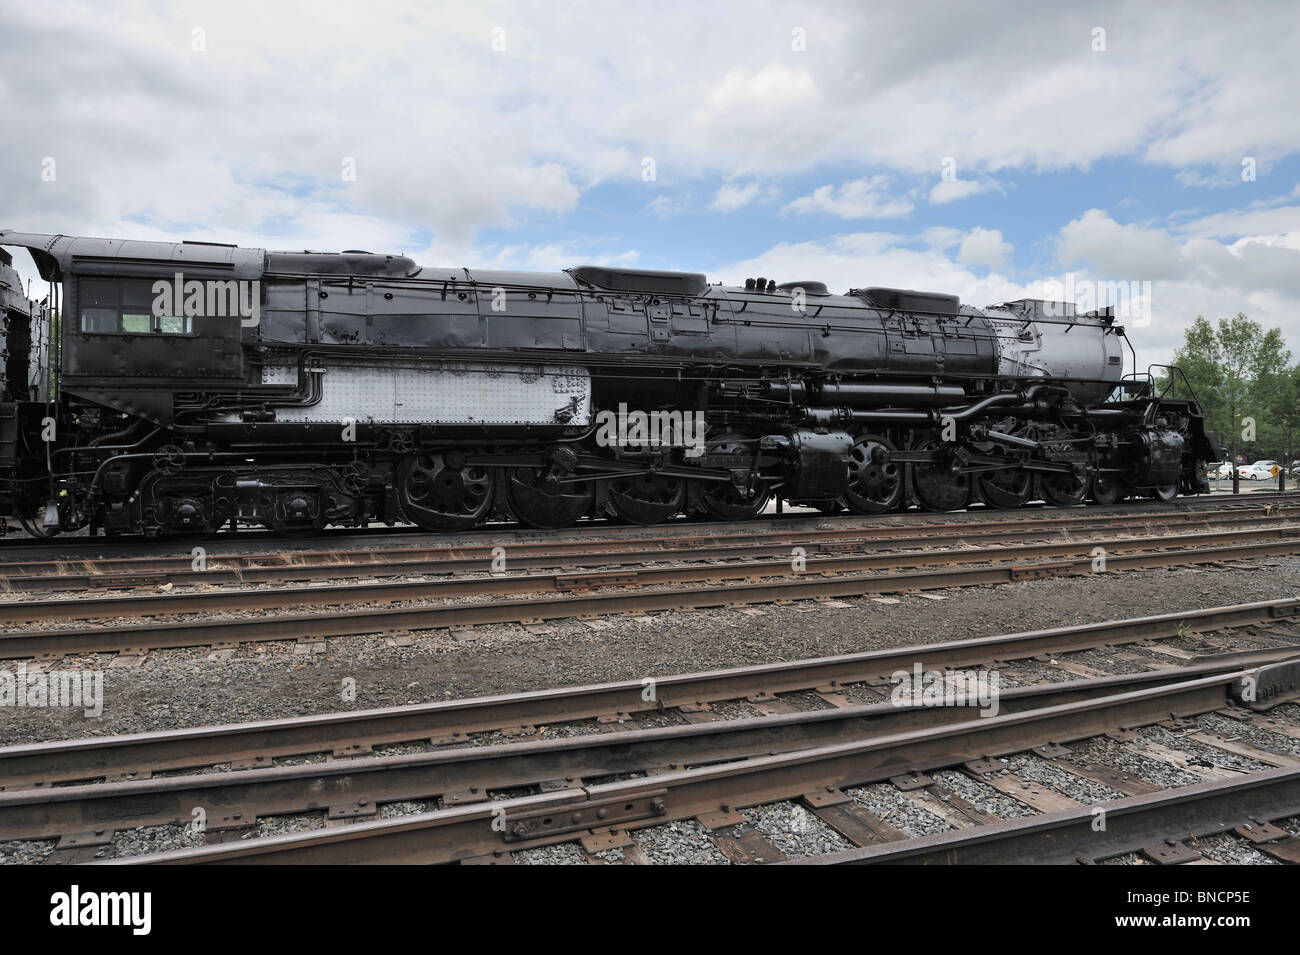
[482,155,1300,278]
[3,0,1300,368]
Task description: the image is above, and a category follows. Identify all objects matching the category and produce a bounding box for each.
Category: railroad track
[2,489,1296,568]
[0,502,1292,593]
[794,767,1300,865]
[3,522,1300,659]
[104,669,1294,866]
[4,599,1299,864]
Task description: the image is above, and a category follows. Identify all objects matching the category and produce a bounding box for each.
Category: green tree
[1270,365,1300,467]
[1171,313,1292,464]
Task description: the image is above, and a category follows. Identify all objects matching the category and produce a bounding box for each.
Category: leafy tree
[1270,365,1300,466]
[1170,313,1292,464]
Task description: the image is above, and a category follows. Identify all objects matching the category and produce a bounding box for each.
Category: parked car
[1215,462,1234,478]
[1237,462,1277,481]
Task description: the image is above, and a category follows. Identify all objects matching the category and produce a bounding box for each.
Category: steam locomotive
[0,229,1218,538]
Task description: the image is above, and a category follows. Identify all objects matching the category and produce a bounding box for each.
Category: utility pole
[1231,434,1240,495]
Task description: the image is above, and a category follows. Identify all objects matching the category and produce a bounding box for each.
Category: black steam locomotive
[0,229,1217,537]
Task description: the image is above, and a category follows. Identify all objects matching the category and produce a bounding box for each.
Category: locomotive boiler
[0,230,1218,537]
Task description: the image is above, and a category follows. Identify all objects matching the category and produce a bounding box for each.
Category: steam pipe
[764,381,967,407]
[800,384,1063,427]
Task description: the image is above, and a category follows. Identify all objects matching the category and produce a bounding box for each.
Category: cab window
[78,278,193,335]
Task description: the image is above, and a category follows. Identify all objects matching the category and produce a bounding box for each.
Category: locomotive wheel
[699,481,771,521]
[1036,471,1088,507]
[398,452,495,531]
[908,436,969,512]
[844,433,904,514]
[696,433,770,521]
[606,472,686,525]
[505,466,594,529]
[1091,474,1129,505]
[1149,482,1178,502]
[976,467,1032,509]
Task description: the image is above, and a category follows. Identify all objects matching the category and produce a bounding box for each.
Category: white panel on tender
[259,360,591,425]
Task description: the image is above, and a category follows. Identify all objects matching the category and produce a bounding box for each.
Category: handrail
[1111,364,1201,405]
[1148,363,1201,403]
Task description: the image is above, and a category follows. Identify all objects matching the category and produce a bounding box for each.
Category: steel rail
[2,655,1293,844]
[0,509,1284,593]
[791,764,1300,865]
[102,671,1247,864]
[3,523,1299,628]
[3,597,1295,788]
[0,499,1283,575]
[2,488,1295,564]
[4,534,1300,659]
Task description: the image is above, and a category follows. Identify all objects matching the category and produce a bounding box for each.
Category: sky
[2,0,1300,368]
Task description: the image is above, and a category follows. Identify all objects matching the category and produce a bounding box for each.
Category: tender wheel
[976,468,1032,509]
[505,466,594,530]
[1091,474,1129,505]
[844,433,903,514]
[398,451,495,531]
[606,472,686,525]
[908,436,969,512]
[1036,471,1088,507]
[1149,483,1178,502]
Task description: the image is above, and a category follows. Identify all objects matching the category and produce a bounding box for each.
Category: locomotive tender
[0,229,1217,537]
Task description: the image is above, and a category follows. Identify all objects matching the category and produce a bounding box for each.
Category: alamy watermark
[890,663,1000,717]
[1040,273,1151,327]
[1,662,103,716]
[152,272,261,327]
[594,403,706,458]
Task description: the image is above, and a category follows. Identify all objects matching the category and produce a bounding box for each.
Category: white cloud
[929,178,999,204]
[957,228,1012,271]
[2,1,1299,253]
[1175,203,1300,241]
[1057,209,1184,278]
[709,182,762,213]
[782,177,914,219]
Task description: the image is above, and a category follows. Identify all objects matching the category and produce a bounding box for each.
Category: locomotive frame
[0,230,1219,538]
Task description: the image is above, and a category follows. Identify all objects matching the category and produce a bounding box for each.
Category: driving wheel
[398,451,495,531]
[844,433,904,514]
[606,472,686,525]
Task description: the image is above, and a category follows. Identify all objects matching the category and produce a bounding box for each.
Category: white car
[1215,463,1233,478]
[1237,463,1277,481]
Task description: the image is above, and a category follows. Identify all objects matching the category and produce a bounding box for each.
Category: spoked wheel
[844,433,903,514]
[1091,474,1130,505]
[908,436,970,512]
[1036,471,1088,507]
[1149,483,1178,502]
[696,433,770,521]
[976,467,1032,509]
[606,472,686,525]
[398,451,495,531]
[505,466,594,530]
